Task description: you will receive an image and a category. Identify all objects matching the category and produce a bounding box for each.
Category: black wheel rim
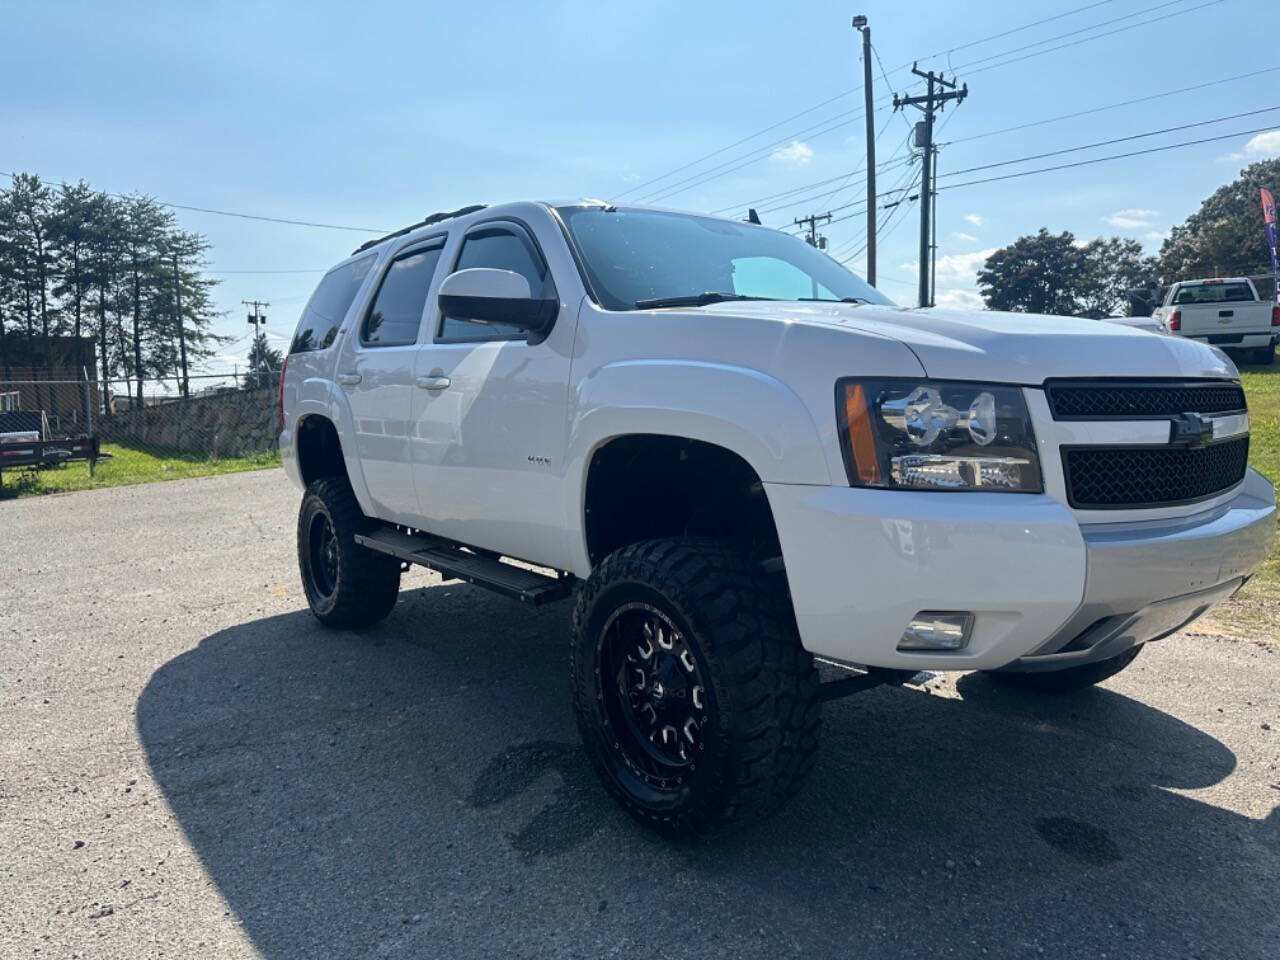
[308,512,339,600]
[598,602,711,790]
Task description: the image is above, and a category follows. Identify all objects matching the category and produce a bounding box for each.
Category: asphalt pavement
[2,469,1278,959]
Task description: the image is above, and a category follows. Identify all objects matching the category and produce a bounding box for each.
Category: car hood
[697,301,1238,382]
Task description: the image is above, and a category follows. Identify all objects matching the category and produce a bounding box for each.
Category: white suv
[280,200,1275,835]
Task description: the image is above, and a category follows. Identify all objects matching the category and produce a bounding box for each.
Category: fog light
[897,612,974,651]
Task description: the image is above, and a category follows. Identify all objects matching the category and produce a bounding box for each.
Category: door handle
[336,372,361,386]
[416,375,451,391]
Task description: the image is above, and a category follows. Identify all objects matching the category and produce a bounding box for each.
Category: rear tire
[571,537,821,837]
[297,477,401,628]
[985,644,1142,693]
[1255,343,1275,365]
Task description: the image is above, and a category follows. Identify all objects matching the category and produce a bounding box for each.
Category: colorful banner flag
[1263,187,1279,303]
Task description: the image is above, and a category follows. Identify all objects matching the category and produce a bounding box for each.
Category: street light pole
[853,15,876,286]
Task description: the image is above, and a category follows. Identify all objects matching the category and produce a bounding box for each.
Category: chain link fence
[1,370,282,496]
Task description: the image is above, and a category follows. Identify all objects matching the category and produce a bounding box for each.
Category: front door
[338,239,446,522]
[410,219,575,570]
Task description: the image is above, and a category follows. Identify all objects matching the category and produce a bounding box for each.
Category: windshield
[556,205,894,311]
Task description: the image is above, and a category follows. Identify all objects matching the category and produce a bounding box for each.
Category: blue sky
[3,0,1276,369]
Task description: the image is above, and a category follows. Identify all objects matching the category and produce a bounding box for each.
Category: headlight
[837,379,1042,492]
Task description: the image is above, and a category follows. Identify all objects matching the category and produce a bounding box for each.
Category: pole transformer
[894,64,966,308]
[793,212,833,248]
[853,15,876,286]
[242,299,270,340]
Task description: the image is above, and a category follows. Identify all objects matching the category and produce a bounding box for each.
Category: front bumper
[766,467,1275,671]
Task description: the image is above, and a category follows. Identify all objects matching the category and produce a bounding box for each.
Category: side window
[361,244,444,347]
[440,223,555,340]
[290,254,374,354]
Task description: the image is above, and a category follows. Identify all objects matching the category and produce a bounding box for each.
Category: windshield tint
[556,206,893,310]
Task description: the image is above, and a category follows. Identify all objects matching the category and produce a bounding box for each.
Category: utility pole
[172,251,189,398]
[242,299,270,340]
[894,64,967,308]
[794,212,833,249]
[853,15,876,286]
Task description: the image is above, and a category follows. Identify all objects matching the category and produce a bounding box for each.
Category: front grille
[1064,437,1249,508]
[1046,381,1245,419]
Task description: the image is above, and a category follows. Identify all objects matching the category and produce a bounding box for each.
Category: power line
[709,147,910,214]
[0,170,386,233]
[828,157,921,256]
[755,154,913,216]
[637,106,870,205]
[717,70,1278,218]
[610,88,861,201]
[907,0,1117,66]
[612,1,1179,205]
[664,0,1224,210]
[948,65,1280,145]
[958,0,1226,78]
[949,0,1200,73]
[938,123,1279,191]
[938,104,1280,180]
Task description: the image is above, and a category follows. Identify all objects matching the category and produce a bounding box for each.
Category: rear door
[336,238,447,522]
[409,218,576,569]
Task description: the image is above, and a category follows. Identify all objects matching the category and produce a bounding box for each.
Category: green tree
[977,229,1085,315]
[163,231,223,397]
[49,181,99,378]
[83,192,126,397]
[3,174,58,376]
[246,332,282,390]
[1077,237,1159,318]
[1159,158,1280,283]
[118,194,173,405]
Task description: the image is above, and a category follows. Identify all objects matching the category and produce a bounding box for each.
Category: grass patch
[0,442,280,500]
[1207,361,1280,638]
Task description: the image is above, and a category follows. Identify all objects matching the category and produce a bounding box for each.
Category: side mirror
[437,267,558,336]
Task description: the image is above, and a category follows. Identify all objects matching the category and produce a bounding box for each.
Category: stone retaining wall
[99,386,277,458]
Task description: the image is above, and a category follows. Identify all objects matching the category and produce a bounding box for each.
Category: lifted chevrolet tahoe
[280,200,1276,836]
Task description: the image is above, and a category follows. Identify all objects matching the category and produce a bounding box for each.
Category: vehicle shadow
[137,585,1279,960]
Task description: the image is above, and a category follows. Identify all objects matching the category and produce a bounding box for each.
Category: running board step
[354,526,573,606]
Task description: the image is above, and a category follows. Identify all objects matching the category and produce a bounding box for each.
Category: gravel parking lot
[3,469,1278,959]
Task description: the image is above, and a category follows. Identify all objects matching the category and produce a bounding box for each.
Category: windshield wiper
[796,296,871,304]
[634,292,778,309]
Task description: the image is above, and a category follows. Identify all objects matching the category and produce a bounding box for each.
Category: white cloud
[771,141,814,165]
[950,231,979,243]
[1103,208,1158,229]
[1218,129,1280,164]
[1243,129,1280,159]
[1144,230,1168,245]
[935,289,986,310]
[898,248,995,285]
[963,213,983,226]
[935,248,998,283]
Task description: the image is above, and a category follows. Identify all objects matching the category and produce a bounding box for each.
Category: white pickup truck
[1153,277,1279,363]
[280,201,1275,836]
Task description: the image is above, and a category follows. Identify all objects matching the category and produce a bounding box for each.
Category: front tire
[297,477,401,628]
[571,538,821,837]
[985,644,1142,692]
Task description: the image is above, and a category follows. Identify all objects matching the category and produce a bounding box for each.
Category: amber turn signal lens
[843,383,882,485]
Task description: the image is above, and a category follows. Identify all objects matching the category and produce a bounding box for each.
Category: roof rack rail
[352,204,488,254]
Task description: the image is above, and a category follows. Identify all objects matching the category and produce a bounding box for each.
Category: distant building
[0,335,101,433]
